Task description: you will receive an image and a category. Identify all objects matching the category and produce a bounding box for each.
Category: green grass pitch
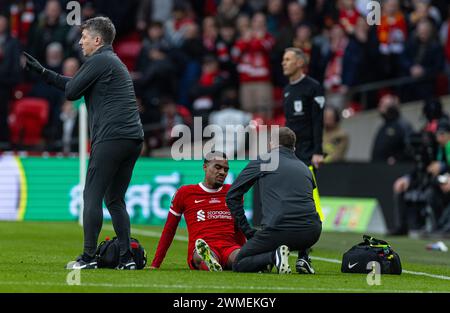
[0,221,449,293]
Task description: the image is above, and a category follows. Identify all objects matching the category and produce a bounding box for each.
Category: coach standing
[24,17,144,270]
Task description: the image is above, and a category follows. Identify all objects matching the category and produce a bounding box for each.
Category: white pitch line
[310,256,341,264]
[113,225,450,281]
[308,256,450,281]
[0,281,441,293]
[402,270,450,281]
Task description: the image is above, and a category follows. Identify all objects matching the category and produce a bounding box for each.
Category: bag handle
[363,235,390,248]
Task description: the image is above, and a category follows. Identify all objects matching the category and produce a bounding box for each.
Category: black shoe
[296,257,315,274]
[116,250,137,270]
[66,254,98,270]
[274,245,291,274]
[116,259,137,270]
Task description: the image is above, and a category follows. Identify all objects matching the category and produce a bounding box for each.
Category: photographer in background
[371,94,414,165]
[427,119,450,236]
[435,175,450,235]
[392,119,450,236]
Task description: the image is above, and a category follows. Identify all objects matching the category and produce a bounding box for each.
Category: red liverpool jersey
[151,183,245,268]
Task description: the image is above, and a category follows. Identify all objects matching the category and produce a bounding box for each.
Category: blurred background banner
[0,156,253,225]
[321,197,385,234]
[1,155,389,234]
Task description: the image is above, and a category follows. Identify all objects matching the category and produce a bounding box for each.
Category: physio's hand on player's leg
[23,52,46,75]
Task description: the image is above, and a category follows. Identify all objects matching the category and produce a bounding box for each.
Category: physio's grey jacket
[42,45,144,146]
[226,146,321,237]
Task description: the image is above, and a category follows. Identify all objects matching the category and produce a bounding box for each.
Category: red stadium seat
[176,105,192,125]
[8,97,49,146]
[12,82,33,100]
[114,32,142,71]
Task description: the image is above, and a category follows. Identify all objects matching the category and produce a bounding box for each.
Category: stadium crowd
[0,0,450,155]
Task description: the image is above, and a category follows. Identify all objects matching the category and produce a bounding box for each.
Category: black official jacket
[283,76,325,165]
[226,146,321,238]
[42,45,144,146]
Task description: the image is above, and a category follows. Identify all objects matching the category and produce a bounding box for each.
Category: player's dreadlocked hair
[204,151,228,164]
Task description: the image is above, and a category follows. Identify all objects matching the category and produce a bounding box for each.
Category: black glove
[23,52,46,75]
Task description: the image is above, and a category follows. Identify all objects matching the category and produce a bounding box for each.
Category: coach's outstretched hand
[23,52,46,75]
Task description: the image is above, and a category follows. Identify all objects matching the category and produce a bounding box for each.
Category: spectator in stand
[342,16,380,108]
[160,97,191,147]
[216,0,241,27]
[371,94,414,164]
[57,100,79,153]
[0,13,21,148]
[52,57,80,153]
[44,41,64,73]
[422,97,449,134]
[134,42,177,124]
[164,0,196,48]
[291,23,319,75]
[274,1,305,52]
[140,95,191,154]
[202,16,218,54]
[232,12,275,118]
[235,14,251,37]
[266,0,285,38]
[209,89,252,158]
[178,23,204,107]
[136,0,174,31]
[27,0,70,62]
[242,0,267,14]
[323,24,349,109]
[377,0,408,80]
[338,0,360,35]
[323,106,349,163]
[189,55,229,130]
[304,0,338,34]
[136,21,171,73]
[93,0,140,37]
[216,21,238,87]
[401,18,445,102]
[62,56,80,79]
[29,42,65,146]
[407,0,442,31]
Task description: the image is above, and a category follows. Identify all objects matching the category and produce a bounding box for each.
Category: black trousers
[233,224,322,272]
[83,139,142,258]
